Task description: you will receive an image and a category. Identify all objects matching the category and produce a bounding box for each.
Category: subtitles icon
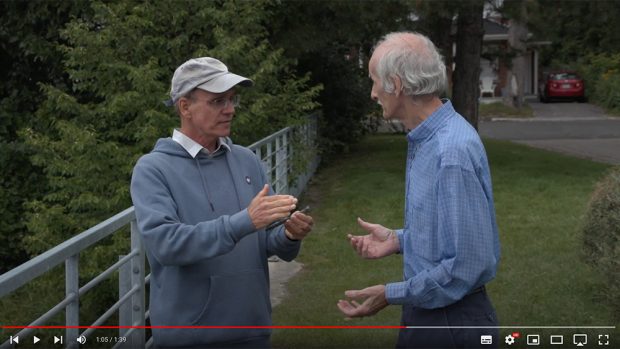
[550,335,564,345]
[573,334,587,346]
[480,335,493,345]
[527,334,540,346]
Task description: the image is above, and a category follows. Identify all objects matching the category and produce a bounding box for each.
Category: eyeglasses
[193,95,241,110]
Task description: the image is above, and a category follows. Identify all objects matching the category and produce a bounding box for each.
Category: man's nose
[223,102,235,113]
[370,89,378,101]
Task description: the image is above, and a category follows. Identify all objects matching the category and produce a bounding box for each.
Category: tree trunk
[452,0,484,130]
[506,2,529,109]
[424,15,455,92]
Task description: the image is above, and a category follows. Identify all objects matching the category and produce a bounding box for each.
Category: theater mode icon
[550,335,564,345]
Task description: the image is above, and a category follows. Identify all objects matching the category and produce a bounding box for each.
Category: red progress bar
[2,325,405,329]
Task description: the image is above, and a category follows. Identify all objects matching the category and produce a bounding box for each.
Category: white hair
[373,32,447,97]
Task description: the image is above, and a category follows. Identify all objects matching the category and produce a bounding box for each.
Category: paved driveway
[530,101,612,120]
[479,101,620,164]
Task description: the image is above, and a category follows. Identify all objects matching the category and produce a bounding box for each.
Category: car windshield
[551,73,580,80]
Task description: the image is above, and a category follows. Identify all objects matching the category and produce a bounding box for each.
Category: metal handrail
[0,207,136,298]
[81,284,140,339]
[79,250,138,297]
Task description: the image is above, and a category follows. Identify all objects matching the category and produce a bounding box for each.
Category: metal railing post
[130,220,145,347]
[283,131,289,194]
[118,255,131,338]
[66,255,79,348]
[289,128,298,197]
[275,134,288,194]
[266,142,273,187]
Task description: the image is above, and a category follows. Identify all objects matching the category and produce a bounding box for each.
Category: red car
[539,71,586,103]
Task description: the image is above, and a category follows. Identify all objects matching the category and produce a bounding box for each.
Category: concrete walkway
[268,258,302,307]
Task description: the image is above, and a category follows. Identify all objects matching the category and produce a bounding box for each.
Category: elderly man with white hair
[338,32,501,349]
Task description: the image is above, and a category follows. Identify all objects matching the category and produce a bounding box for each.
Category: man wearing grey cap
[131,57,313,348]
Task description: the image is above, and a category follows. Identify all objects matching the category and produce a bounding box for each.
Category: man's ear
[178,97,192,119]
[392,75,403,96]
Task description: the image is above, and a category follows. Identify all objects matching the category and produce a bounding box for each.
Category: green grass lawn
[271,134,617,348]
[479,101,533,120]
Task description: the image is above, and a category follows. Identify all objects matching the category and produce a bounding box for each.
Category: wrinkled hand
[347,217,400,259]
[337,285,388,319]
[248,184,297,230]
[284,211,314,240]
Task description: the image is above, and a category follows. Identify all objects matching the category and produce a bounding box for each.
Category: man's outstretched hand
[337,284,389,319]
[347,218,400,259]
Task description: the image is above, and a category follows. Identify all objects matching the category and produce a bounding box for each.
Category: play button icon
[33,335,40,344]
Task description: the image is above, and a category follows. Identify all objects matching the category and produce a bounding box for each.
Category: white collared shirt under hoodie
[171,128,231,158]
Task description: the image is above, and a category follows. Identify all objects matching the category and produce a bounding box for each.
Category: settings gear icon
[505,334,515,345]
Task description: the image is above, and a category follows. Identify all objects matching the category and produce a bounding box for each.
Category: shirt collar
[172,129,230,158]
[407,99,455,144]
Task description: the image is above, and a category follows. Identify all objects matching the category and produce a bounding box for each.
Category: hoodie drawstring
[194,158,215,212]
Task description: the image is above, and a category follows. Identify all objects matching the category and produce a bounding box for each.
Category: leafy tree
[24,0,320,252]
[15,0,320,325]
[268,0,414,157]
[0,0,92,273]
[530,0,620,66]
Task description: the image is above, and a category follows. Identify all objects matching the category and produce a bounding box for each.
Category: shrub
[582,166,620,316]
[578,53,620,113]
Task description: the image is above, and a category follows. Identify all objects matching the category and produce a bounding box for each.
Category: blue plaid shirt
[385,100,500,309]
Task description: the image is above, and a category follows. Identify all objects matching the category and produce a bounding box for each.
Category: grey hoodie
[130,137,301,347]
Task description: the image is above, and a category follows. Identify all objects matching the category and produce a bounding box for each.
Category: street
[479,101,620,164]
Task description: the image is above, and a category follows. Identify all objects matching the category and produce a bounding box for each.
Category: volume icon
[76,335,86,344]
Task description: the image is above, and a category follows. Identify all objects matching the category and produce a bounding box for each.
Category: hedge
[582,166,620,317]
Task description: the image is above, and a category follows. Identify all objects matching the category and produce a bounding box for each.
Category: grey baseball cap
[164,57,253,107]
